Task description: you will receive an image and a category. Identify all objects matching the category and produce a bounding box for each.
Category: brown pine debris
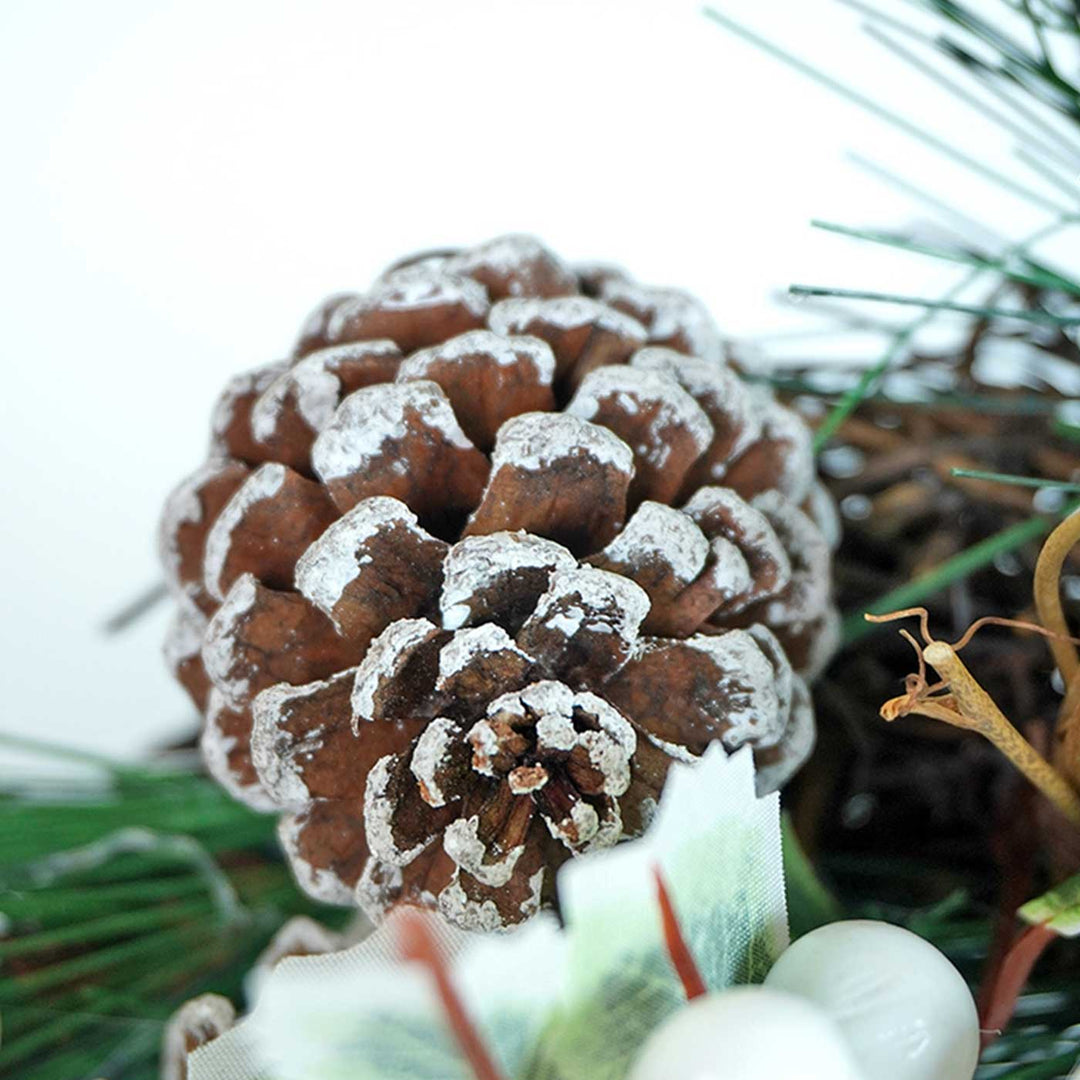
[161,995,236,1080]
[769,296,1080,934]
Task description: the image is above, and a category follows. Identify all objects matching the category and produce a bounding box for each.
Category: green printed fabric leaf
[192,913,566,1080]
[525,745,787,1080]
[190,746,787,1080]
[1019,872,1080,938]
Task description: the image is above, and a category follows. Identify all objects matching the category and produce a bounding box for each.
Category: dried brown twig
[872,512,1080,829]
[1035,512,1080,787]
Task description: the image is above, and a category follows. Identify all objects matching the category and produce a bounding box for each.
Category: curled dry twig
[871,510,1080,830]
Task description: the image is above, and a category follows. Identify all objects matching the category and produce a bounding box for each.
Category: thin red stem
[978,921,1057,1047]
[653,865,707,1000]
[397,912,507,1080]
[976,763,1038,1028]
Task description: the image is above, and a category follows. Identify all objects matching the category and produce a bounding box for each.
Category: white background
[1,0,1071,763]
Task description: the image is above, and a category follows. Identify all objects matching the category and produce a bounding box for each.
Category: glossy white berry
[764,920,980,1080]
[628,985,864,1080]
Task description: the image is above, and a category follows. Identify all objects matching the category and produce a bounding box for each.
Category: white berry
[628,985,864,1080]
[764,920,980,1080]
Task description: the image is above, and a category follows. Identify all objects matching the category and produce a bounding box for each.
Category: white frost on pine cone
[439,531,576,631]
[364,754,441,866]
[200,689,278,813]
[567,364,714,467]
[249,672,354,808]
[488,295,646,339]
[751,490,832,626]
[251,339,400,440]
[446,233,576,296]
[631,347,760,465]
[162,595,208,675]
[312,380,475,482]
[599,278,723,363]
[409,716,461,808]
[755,676,816,796]
[600,501,710,586]
[435,624,532,687]
[397,328,556,385]
[329,267,489,326]
[682,629,784,750]
[443,816,526,888]
[209,362,287,447]
[490,411,635,474]
[524,565,650,645]
[201,573,259,705]
[203,463,287,602]
[277,812,358,906]
[294,496,421,624]
[158,458,237,592]
[350,618,442,728]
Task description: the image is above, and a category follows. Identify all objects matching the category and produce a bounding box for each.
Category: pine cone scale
[293,496,448,641]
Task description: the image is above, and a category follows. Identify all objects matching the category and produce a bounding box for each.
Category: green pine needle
[0,900,212,960]
[925,0,1080,116]
[842,501,1077,645]
[702,5,1074,214]
[804,208,1076,450]
[950,467,1080,492]
[789,284,1080,325]
[810,219,1080,296]
[1054,418,1080,442]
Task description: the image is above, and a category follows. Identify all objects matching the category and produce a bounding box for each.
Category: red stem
[653,864,707,1000]
[978,921,1057,1048]
[976,769,1037,1026]
[397,912,507,1080]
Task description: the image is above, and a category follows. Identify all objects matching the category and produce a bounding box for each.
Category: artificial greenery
[0,737,348,1080]
[708,1,1080,1075]
[6,1,1080,1076]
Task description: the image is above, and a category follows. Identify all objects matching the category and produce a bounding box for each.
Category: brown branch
[1035,511,1080,786]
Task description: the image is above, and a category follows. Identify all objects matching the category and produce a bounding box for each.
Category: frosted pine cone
[160,234,839,930]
